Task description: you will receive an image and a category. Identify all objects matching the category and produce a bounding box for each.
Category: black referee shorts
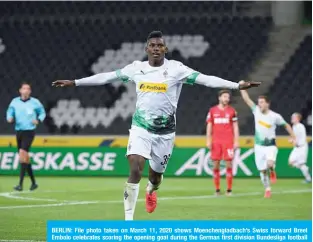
[16,130,35,152]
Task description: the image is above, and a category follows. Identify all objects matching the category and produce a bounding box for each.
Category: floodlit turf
[0,177,311,240]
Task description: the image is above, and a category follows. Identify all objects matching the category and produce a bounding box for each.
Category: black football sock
[26,164,36,185]
[19,163,27,186]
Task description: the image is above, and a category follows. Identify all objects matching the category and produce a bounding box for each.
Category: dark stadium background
[0,1,311,136]
[0,2,312,238]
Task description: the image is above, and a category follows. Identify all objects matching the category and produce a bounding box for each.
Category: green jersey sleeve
[115,61,139,83]
[176,61,200,85]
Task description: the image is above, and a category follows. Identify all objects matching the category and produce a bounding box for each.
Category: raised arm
[239,89,255,109]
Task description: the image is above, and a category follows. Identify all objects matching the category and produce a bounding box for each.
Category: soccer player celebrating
[6,82,46,191]
[52,31,260,220]
[240,83,295,198]
[206,90,239,196]
[288,113,311,183]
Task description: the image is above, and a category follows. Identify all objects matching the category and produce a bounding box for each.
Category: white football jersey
[293,123,307,147]
[252,105,287,146]
[115,59,199,134]
[76,58,239,134]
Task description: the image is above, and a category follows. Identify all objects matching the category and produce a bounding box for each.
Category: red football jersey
[206,105,237,144]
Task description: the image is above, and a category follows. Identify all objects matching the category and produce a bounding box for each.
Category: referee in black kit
[6,82,46,191]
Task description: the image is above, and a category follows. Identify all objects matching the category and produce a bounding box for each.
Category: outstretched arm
[194,74,260,90]
[195,74,239,89]
[52,61,137,87]
[52,71,119,87]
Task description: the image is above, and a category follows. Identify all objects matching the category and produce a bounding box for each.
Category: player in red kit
[206,90,239,196]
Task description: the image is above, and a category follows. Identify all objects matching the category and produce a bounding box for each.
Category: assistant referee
[6,82,46,191]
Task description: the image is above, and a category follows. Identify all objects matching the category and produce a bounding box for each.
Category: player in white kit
[240,85,295,198]
[288,113,311,183]
[52,31,260,220]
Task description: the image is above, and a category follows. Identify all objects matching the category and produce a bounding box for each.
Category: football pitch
[0,177,311,241]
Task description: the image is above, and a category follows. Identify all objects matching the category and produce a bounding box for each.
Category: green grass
[0,177,311,240]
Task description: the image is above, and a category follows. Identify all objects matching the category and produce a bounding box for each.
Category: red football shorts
[210,143,234,161]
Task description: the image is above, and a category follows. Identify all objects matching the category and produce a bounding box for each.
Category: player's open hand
[52,80,75,87]
[32,120,39,125]
[238,81,261,90]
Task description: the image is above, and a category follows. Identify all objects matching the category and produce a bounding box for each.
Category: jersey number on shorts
[161,154,171,168]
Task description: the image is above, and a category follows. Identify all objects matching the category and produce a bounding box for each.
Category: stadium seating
[0,2,273,134]
[0,2,236,17]
[244,35,312,135]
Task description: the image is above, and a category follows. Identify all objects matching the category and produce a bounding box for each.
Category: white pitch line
[0,201,98,210]
[0,186,211,195]
[0,191,86,203]
[0,189,310,210]
[0,192,59,202]
[156,189,312,201]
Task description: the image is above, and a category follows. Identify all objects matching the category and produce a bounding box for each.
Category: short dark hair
[147,31,163,41]
[20,82,31,88]
[258,95,270,103]
[218,90,231,97]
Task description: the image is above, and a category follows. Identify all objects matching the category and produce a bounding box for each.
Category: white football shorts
[289,145,308,167]
[254,145,278,171]
[126,125,175,173]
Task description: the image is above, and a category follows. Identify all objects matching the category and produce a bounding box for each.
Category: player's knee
[267,160,274,168]
[129,167,142,183]
[128,155,144,182]
[213,161,220,169]
[226,161,232,169]
[19,149,28,163]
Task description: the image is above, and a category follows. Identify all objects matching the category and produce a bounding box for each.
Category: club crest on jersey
[139,82,168,93]
[163,70,168,78]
